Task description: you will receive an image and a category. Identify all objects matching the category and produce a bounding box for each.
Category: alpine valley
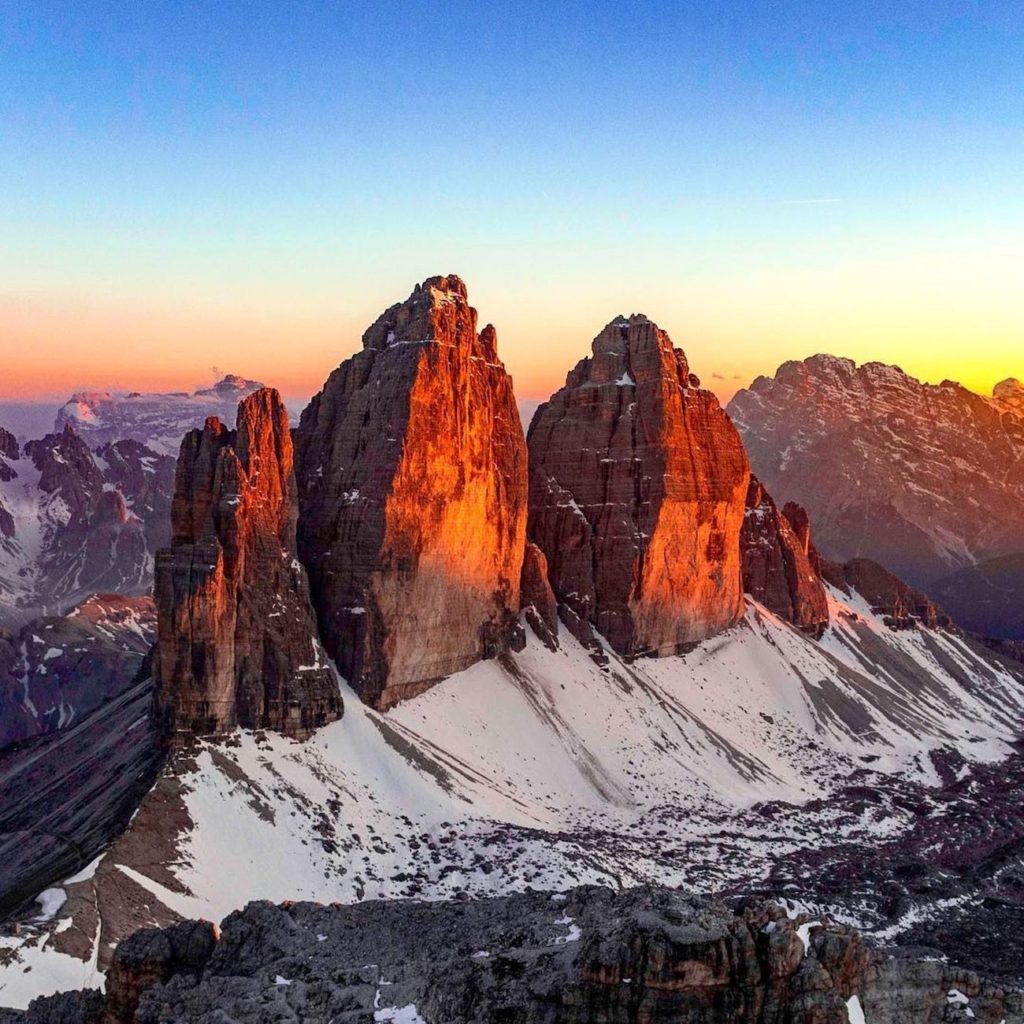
[2,277,1024,1024]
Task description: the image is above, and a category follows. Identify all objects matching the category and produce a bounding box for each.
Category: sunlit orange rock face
[154,388,342,741]
[527,315,750,657]
[740,475,829,636]
[294,275,528,710]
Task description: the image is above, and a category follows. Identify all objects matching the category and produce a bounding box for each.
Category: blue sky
[1,1,1022,400]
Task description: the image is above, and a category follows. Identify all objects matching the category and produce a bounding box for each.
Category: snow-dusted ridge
[53,375,265,456]
[3,584,1023,1008]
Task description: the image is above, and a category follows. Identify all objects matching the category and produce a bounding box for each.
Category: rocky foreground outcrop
[527,314,749,657]
[294,275,528,710]
[154,389,341,741]
[740,477,829,635]
[7,886,1018,1023]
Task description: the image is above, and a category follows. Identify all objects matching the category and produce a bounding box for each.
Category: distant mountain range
[53,374,264,455]
[0,376,263,629]
[729,357,1024,637]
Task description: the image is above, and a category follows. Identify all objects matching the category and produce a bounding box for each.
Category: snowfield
[2,587,1024,1008]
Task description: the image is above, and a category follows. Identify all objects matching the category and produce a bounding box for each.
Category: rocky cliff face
[0,426,175,628]
[0,430,18,538]
[527,315,749,657]
[154,388,341,741]
[11,887,1019,1024]
[519,540,559,647]
[740,477,829,636]
[294,275,528,710]
[727,357,1024,624]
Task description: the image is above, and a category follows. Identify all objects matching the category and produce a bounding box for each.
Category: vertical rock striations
[154,388,341,741]
[294,275,528,710]
[527,315,750,657]
[740,476,829,636]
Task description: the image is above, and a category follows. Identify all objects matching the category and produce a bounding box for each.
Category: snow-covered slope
[3,587,1023,1008]
[53,375,264,456]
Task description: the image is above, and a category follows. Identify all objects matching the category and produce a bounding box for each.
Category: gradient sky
[1,1,1022,407]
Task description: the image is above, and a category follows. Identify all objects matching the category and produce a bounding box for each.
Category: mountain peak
[361,273,476,352]
[295,275,528,710]
[994,377,1024,414]
[528,315,748,656]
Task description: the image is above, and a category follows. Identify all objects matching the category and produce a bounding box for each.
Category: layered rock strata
[527,314,750,657]
[740,476,829,635]
[154,388,341,740]
[294,275,528,710]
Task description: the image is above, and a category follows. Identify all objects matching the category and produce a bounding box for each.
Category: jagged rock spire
[294,275,528,710]
[154,388,342,741]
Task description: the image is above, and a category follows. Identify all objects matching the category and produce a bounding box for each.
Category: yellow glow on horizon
[1,237,1020,412]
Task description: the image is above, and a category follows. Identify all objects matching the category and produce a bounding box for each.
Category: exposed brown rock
[740,476,829,636]
[294,275,528,710]
[154,388,341,741]
[993,377,1024,417]
[527,314,750,657]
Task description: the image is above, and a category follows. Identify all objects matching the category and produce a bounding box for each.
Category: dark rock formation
[740,477,829,636]
[519,540,559,647]
[294,275,528,710]
[0,429,18,464]
[154,388,341,741]
[9,887,1019,1023]
[0,428,18,536]
[527,314,750,657]
[728,356,1024,604]
[0,593,156,748]
[102,920,217,1024]
[95,439,176,555]
[837,557,951,630]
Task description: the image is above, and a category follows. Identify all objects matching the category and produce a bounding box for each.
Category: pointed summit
[154,388,342,741]
[527,315,749,657]
[294,275,528,710]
